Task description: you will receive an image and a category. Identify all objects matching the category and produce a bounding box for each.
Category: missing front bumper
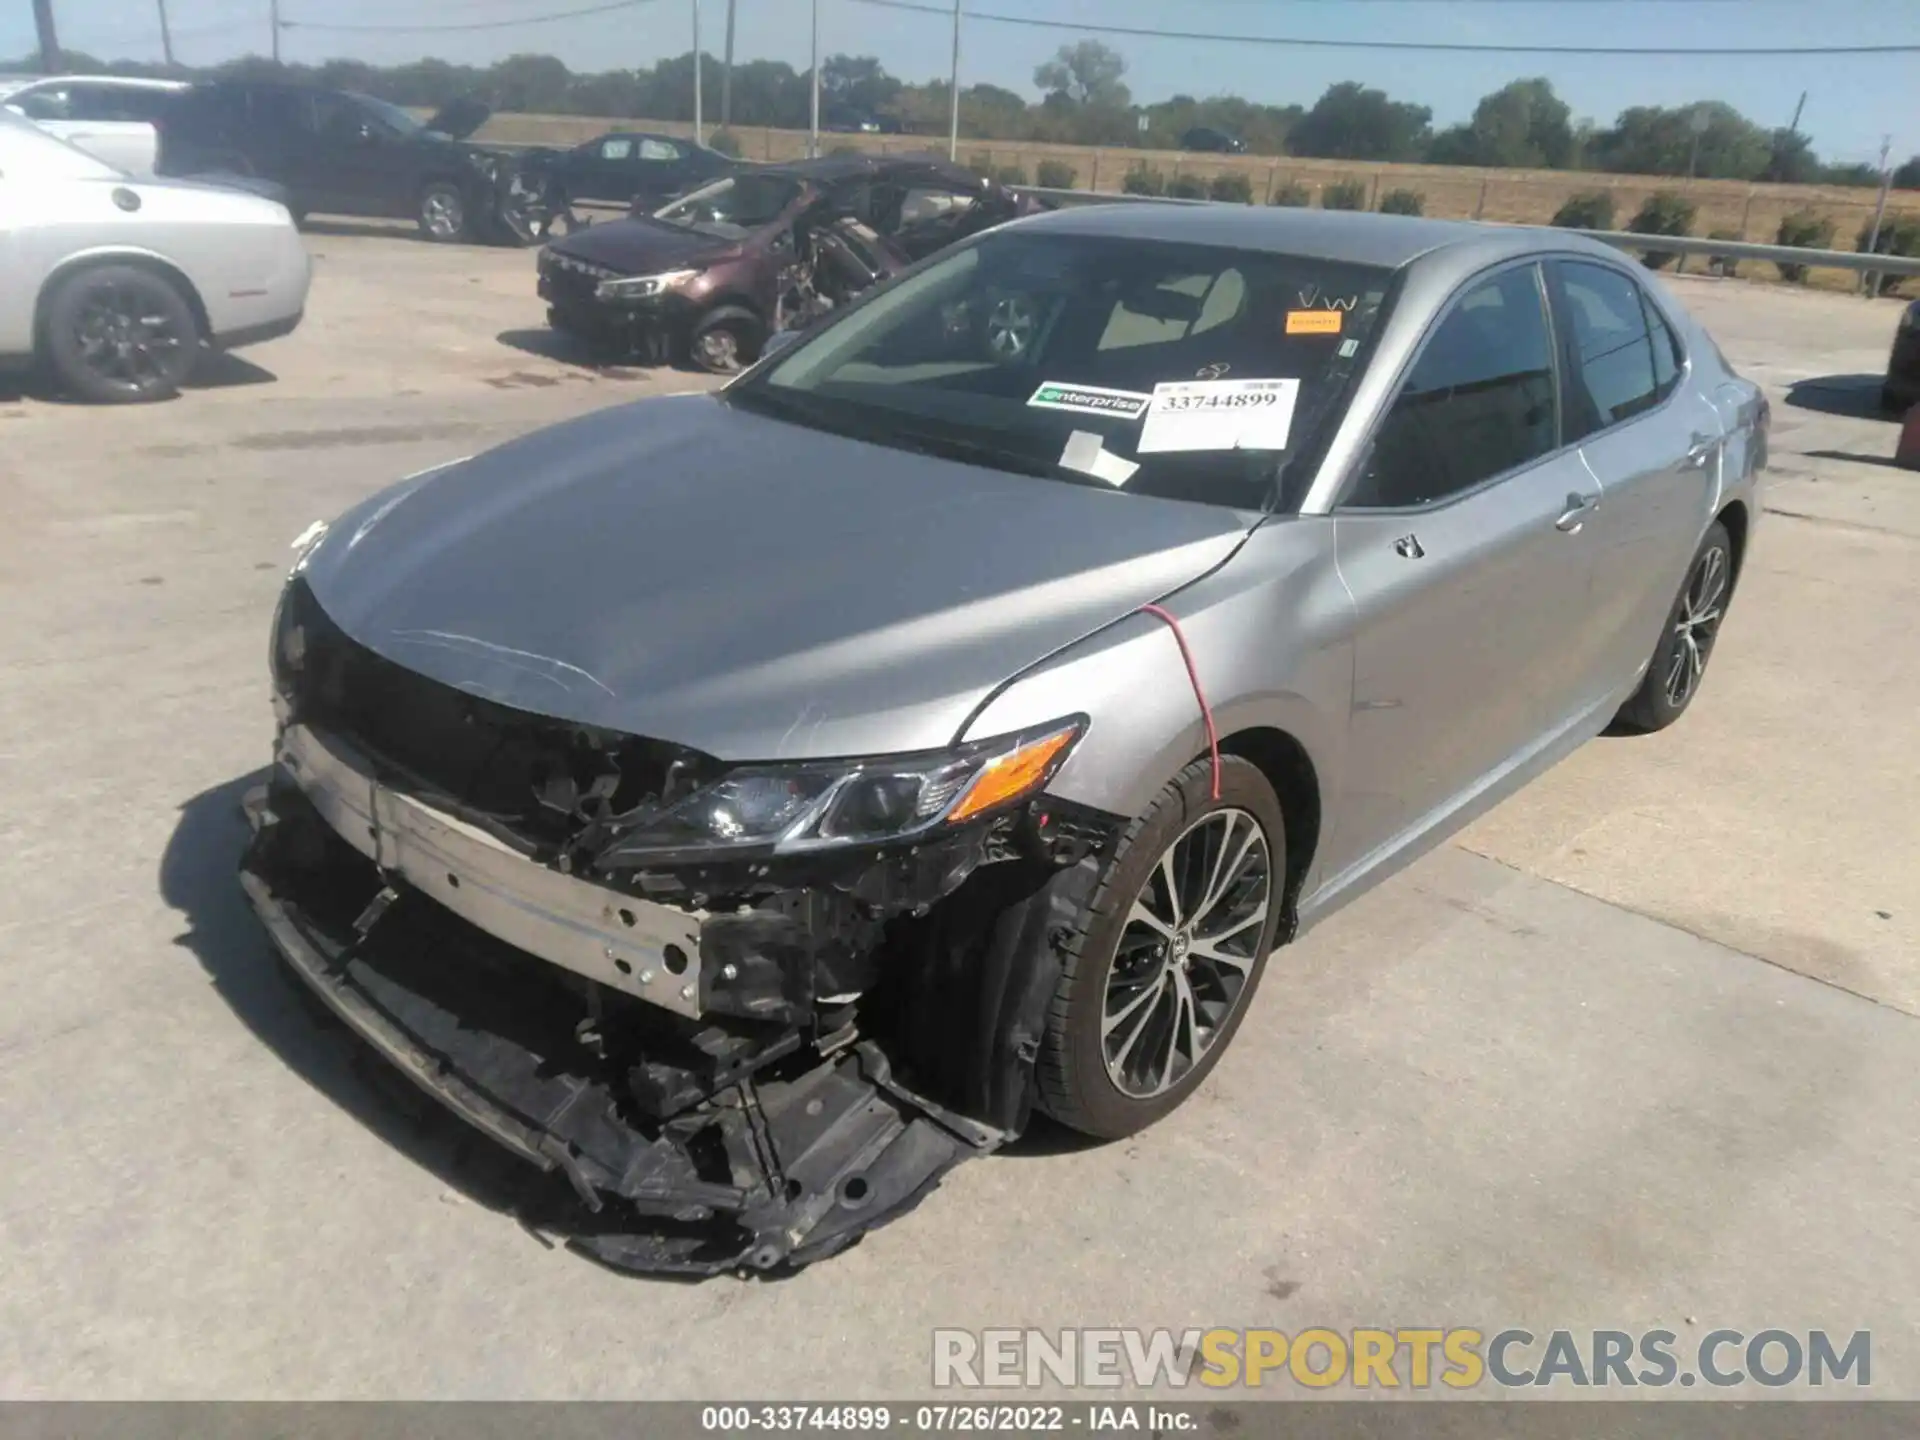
[239,781,999,1276]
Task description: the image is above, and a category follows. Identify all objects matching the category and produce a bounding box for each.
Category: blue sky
[7,0,1912,164]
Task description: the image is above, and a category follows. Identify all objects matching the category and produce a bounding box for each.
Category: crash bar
[1019,186,1920,279]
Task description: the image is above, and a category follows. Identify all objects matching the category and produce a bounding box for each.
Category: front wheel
[41,264,200,404]
[417,181,469,242]
[1037,756,1286,1139]
[688,309,763,374]
[1614,520,1735,733]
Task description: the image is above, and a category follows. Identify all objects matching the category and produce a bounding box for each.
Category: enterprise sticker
[1027,382,1153,420]
[1138,378,1300,453]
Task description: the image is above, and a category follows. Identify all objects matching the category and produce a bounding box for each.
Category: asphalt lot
[0,227,1915,1400]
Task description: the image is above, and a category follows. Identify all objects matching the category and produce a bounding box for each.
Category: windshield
[654,173,805,239]
[733,229,1394,512]
[349,92,426,137]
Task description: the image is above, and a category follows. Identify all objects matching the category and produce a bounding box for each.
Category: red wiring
[1137,602,1220,801]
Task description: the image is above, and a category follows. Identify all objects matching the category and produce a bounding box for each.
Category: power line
[280,0,666,34]
[846,0,1920,55]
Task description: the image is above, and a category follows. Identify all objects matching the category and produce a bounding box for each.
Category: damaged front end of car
[239,574,1122,1276]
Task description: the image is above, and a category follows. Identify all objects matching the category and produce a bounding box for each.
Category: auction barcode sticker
[1137,378,1300,453]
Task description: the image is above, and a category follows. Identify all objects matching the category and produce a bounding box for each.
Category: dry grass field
[474,111,1920,291]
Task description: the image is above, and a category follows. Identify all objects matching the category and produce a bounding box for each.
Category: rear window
[738,228,1393,512]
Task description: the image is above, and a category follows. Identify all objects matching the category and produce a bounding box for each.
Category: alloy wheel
[985,295,1039,361]
[1102,807,1272,1099]
[422,189,464,239]
[71,281,185,395]
[693,326,743,372]
[1665,544,1729,709]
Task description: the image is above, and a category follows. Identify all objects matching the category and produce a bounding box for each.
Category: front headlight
[596,718,1085,867]
[595,268,699,301]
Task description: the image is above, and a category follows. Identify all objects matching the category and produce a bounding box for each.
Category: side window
[1642,290,1683,402]
[637,137,680,161]
[14,86,72,121]
[599,137,635,161]
[310,93,368,140]
[1556,260,1659,435]
[1343,265,1558,510]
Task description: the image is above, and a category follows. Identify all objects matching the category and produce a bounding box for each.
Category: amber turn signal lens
[946,727,1078,823]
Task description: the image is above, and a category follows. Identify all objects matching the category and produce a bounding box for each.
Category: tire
[1037,756,1287,1140]
[40,264,200,404]
[688,308,763,374]
[417,181,469,243]
[1614,520,1734,734]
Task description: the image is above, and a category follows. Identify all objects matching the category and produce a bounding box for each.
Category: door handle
[1683,433,1719,469]
[1554,491,1598,532]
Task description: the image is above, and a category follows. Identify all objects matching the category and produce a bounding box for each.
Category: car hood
[547,216,741,274]
[299,394,1252,762]
[423,96,492,141]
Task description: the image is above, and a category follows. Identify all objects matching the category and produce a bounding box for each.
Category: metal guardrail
[1020,186,1920,278]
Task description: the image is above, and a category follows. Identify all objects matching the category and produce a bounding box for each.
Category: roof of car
[0,73,188,94]
[1015,201,1596,271]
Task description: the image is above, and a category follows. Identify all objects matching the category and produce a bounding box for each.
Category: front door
[1322,261,1603,883]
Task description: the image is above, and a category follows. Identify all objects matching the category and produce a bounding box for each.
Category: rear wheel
[41,264,199,404]
[417,181,469,242]
[1614,520,1734,733]
[1037,757,1285,1139]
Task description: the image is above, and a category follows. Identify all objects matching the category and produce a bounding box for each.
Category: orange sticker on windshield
[1286,309,1343,335]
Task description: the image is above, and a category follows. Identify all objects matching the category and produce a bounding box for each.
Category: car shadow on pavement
[495,327,668,380]
[1784,374,1897,420]
[1803,447,1916,472]
[159,774,614,1254]
[188,352,279,390]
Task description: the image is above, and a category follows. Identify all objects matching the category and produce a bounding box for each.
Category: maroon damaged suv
[536,153,1042,372]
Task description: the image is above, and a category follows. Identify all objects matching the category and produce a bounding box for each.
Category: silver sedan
[242,201,1765,1275]
[0,109,308,402]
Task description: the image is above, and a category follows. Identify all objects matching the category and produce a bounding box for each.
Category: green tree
[1588,102,1771,180]
[1762,128,1820,184]
[1289,82,1432,162]
[1427,78,1573,169]
[1033,39,1130,110]
[819,53,901,116]
[1895,155,1920,189]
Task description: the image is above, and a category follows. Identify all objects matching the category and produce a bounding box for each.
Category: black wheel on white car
[1037,756,1285,1139]
[41,264,199,404]
[417,181,469,242]
[1614,519,1734,734]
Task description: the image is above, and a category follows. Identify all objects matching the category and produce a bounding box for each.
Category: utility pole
[691,0,702,143]
[720,0,736,129]
[158,0,176,66]
[808,0,820,158]
[1862,134,1894,297]
[270,0,281,64]
[31,0,59,71]
[1787,90,1806,134]
[947,0,962,162]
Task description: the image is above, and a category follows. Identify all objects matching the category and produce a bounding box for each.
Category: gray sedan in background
[242,202,1766,1276]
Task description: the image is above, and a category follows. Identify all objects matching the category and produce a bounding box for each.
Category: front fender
[958,516,1355,865]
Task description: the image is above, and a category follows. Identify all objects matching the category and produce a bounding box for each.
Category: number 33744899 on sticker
[1137,378,1301,454]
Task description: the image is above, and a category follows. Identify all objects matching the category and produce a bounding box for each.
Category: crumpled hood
[299,394,1251,762]
[546,216,739,275]
[423,96,492,141]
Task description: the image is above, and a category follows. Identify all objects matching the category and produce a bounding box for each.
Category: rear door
[1545,259,1723,696]
[629,135,698,206]
[1325,261,1604,877]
